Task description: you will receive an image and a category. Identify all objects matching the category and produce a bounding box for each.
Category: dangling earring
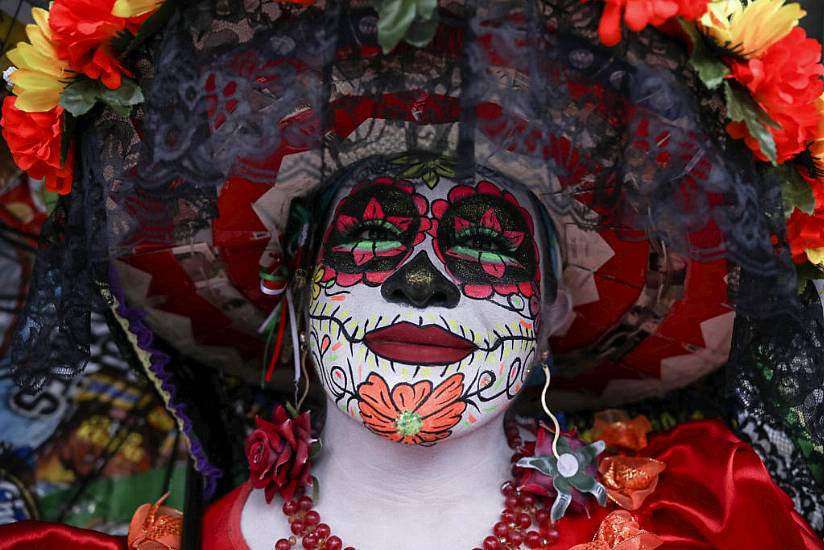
[537,350,562,460]
[518,350,609,522]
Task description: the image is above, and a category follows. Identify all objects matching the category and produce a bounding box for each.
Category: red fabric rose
[49,0,148,90]
[1,96,74,194]
[727,27,824,163]
[245,405,313,503]
[592,0,710,47]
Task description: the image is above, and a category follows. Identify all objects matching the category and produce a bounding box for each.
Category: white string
[286,287,301,384]
[540,363,562,460]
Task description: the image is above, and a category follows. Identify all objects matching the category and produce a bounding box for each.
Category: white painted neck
[241,397,513,550]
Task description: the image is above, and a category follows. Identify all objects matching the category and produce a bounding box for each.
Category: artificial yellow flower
[699,0,805,59]
[112,0,163,18]
[5,8,71,112]
[805,247,824,266]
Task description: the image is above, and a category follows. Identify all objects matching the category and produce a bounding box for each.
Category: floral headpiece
[4,0,824,282]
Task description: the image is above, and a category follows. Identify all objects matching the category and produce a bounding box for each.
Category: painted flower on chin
[356,373,466,445]
[320,177,430,288]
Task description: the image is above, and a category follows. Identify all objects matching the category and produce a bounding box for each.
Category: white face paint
[308,154,548,445]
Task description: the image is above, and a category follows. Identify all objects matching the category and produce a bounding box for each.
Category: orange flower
[570,510,663,550]
[727,27,824,163]
[356,373,466,445]
[593,0,710,47]
[1,96,74,194]
[49,0,151,90]
[599,456,666,511]
[591,410,652,451]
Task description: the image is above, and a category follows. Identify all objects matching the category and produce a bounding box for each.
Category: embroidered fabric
[4,0,822,530]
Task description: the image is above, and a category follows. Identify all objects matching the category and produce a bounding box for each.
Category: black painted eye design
[322,183,423,273]
[436,194,536,283]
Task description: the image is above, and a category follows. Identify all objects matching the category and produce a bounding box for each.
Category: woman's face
[308,155,547,445]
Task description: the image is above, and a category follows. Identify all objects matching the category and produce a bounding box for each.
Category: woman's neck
[309,399,513,549]
[315,398,512,504]
[241,397,514,550]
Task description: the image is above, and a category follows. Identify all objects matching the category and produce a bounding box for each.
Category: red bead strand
[273,422,558,549]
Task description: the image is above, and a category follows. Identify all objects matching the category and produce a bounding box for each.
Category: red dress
[2,421,822,550]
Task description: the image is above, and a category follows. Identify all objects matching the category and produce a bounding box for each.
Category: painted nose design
[380,252,461,309]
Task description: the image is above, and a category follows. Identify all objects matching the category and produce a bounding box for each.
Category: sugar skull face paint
[309,154,547,446]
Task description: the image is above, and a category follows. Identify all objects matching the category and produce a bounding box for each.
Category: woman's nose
[380,252,461,308]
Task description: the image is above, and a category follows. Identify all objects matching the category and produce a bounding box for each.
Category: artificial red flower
[727,27,824,163]
[783,171,824,265]
[49,0,150,90]
[1,96,74,194]
[245,405,313,503]
[592,0,710,47]
[356,372,466,445]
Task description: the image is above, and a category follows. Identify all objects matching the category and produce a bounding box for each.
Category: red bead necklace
[273,424,561,550]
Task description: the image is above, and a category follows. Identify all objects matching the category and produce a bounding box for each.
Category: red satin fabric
[0,521,127,550]
[637,420,823,550]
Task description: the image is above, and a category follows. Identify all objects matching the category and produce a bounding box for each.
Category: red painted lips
[363,322,478,365]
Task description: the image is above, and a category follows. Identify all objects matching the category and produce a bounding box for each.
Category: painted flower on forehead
[356,372,465,445]
[320,177,430,287]
[431,180,540,302]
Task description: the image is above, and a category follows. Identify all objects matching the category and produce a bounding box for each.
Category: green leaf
[780,165,816,217]
[724,81,778,164]
[60,78,101,117]
[284,401,299,418]
[370,0,440,53]
[403,15,438,48]
[60,77,144,118]
[100,77,144,116]
[374,0,418,53]
[795,261,824,293]
[678,19,730,90]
